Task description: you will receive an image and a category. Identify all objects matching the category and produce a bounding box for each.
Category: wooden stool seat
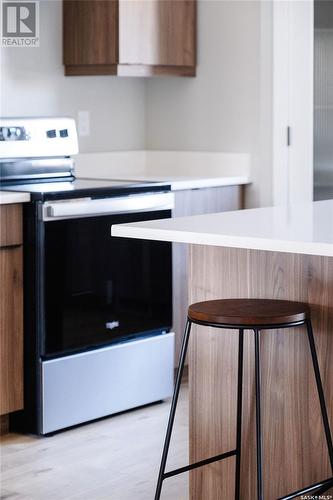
[188,298,310,327]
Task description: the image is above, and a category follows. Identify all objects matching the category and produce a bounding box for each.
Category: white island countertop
[112,199,333,257]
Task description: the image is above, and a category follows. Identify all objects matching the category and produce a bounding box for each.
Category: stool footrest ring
[277,476,333,500]
[163,449,237,480]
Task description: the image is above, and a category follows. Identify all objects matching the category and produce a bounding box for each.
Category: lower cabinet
[172,185,244,362]
[0,204,24,421]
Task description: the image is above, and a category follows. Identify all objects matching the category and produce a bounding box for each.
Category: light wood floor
[0,384,188,500]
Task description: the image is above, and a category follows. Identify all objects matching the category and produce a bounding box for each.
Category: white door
[272,0,314,205]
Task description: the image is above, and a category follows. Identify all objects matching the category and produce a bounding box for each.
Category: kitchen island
[112,200,333,499]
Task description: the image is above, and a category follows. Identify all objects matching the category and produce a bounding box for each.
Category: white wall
[0,0,146,152]
[146,0,273,207]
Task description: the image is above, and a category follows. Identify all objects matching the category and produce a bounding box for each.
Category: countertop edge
[111,225,333,258]
[74,172,251,191]
[169,176,250,190]
[0,191,31,205]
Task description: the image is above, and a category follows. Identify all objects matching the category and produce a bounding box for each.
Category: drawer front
[42,332,175,434]
[0,204,23,247]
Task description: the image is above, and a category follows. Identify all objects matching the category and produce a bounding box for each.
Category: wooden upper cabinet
[63,0,119,75]
[118,0,196,76]
[63,0,196,77]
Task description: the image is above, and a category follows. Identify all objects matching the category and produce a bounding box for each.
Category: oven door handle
[43,192,174,220]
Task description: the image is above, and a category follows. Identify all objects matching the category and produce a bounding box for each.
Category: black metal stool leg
[277,318,333,500]
[306,319,333,472]
[154,319,192,500]
[235,328,244,500]
[254,329,263,500]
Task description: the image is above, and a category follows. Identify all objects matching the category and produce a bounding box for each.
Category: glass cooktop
[0,177,171,201]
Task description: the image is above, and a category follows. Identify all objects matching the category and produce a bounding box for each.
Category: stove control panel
[0,117,78,158]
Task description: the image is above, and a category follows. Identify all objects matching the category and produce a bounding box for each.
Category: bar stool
[154,299,333,500]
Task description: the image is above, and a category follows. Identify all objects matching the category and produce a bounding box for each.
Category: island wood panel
[188,245,333,499]
[172,186,243,364]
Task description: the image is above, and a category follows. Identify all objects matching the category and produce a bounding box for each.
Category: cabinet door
[0,246,23,415]
[118,0,196,76]
[63,0,118,75]
[172,186,243,363]
[0,204,22,247]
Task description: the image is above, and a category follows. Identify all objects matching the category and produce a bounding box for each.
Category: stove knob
[0,127,27,141]
[0,127,8,141]
[12,127,22,138]
[0,127,16,140]
[8,128,16,139]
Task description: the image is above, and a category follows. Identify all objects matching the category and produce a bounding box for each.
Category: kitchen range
[0,117,174,435]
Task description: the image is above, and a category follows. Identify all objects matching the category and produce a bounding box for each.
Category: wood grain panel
[0,415,9,435]
[119,0,196,67]
[0,204,22,248]
[0,246,24,415]
[65,64,118,76]
[117,64,196,77]
[63,0,118,66]
[189,245,333,499]
[66,63,195,77]
[172,186,243,364]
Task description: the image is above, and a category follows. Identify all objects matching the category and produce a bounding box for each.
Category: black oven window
[43,210,172,357]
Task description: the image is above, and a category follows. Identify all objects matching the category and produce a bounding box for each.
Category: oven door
[42,192,173,358]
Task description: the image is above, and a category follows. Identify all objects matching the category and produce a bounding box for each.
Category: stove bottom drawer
[41,332,174,434]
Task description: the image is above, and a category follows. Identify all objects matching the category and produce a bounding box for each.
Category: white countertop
[74,151,251,191]
[0,191,30,205]
[94,173,249,191]
[112,199,333,257]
